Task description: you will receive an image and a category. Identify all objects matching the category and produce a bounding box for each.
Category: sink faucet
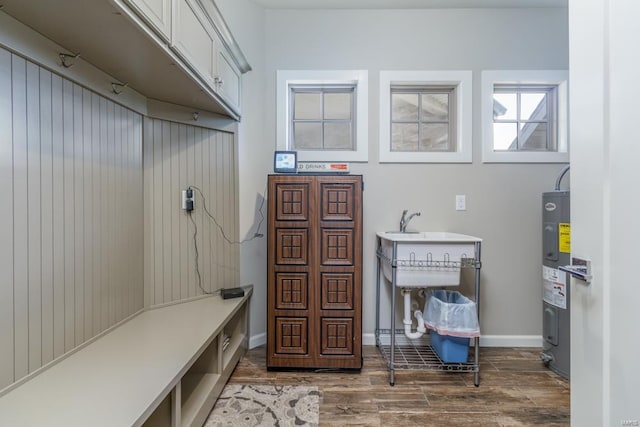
[399,210,421,232]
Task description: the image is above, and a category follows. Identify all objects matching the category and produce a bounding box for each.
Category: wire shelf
[376,248,480,270]
[376,329,478,372]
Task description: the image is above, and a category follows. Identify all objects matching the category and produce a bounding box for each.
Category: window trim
[277,70,368,162]
[379,70,472,163]
[481,70,569,163]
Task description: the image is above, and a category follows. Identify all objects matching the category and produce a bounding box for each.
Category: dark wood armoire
[267,174,362,370]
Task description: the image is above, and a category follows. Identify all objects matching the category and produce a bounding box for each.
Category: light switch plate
[456,194,466,211]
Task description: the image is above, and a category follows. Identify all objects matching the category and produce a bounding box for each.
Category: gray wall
[219,5,570,345]
[265,8,569,342]
[0,47,144,390]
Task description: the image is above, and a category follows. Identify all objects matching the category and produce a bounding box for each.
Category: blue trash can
[423,290,480,363]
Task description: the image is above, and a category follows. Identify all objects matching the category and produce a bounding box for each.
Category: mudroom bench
[0,285,252,427]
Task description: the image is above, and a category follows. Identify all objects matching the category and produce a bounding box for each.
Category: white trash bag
[422,289,480,338]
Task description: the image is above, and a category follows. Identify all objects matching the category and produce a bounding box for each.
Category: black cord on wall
[187,210,214,295]
[186,184,267,295]
[189,184,265,244]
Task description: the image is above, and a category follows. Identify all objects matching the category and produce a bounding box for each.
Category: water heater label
[558,223,571,253]
[543,266,567,309]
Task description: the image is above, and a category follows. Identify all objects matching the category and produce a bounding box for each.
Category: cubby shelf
[0,286,252,427]
[181,373,223,427]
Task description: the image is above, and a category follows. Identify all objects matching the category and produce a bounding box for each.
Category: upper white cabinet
[0,0,250,119]
[128,0,248,116]
[137,0,247,115]
[124,0,172,41]
[216,47,241,110]
[172,0,242,113]
[173,0,217,86]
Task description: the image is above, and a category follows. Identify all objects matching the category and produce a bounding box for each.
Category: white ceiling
[249,0,567,9]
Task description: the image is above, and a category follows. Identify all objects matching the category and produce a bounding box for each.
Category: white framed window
[277,70,368,162]
[379,70,472,163]
[481,70,569,163]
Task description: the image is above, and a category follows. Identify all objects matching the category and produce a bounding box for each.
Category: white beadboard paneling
[113,104,121,324]
[62,77,75,352]
[143,118,240,307]
[215,131,224,288]
[82,87,93,341]
[51,72,65,360]
[0,48,144,391]
[161,120,172,303]
[98,96,109,334]
[143,118,153,309]
[91,92,101,337]
[199,126,209,294]
[0,47,14,388]
[106,100,114,328]
[152,118,164,305]
[39,68,54,366]
[73,83,84,347]
[133,110,144,312]
[186,124,197,298]
[26,61,42,373]
[178,124,189,300]
[193,126,205,292]
[170,122,181,302]
[12,54,29,381]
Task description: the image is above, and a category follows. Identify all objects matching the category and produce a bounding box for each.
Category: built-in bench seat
[0,285,252,427]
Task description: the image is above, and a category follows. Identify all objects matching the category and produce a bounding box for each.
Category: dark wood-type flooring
[226,345,570,426]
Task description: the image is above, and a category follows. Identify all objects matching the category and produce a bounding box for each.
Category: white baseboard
[363,333,376,346]
[363,333,542,348]
[249,333,266,349]
[479,335,543,347]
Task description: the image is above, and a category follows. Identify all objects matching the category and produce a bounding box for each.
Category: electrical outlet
[182,188,194,211]
[455,194,466,211]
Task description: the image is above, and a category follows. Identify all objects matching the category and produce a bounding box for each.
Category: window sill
[481,150,569,164]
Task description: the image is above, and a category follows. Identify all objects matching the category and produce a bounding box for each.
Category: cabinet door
[215,47,241,111]
[268,177,314,366]
[317,177,362,365]
[124,0,172,41]
[172,0,216,87]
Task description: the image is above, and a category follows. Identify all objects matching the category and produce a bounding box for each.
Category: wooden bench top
[0,286,252,427]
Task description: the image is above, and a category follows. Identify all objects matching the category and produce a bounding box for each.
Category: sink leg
[390,247,397,386]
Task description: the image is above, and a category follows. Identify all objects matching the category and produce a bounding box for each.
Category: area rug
[204,384,319,427]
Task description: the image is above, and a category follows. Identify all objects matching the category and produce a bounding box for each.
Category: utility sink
[377,231,482,287]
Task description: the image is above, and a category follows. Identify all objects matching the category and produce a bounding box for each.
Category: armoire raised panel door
[267,175,362,370]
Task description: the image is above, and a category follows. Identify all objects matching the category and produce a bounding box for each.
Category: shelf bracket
[111,81,129,95]
[59,52,80,68]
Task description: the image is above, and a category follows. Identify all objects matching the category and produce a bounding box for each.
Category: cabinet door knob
[215,77,224,87]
